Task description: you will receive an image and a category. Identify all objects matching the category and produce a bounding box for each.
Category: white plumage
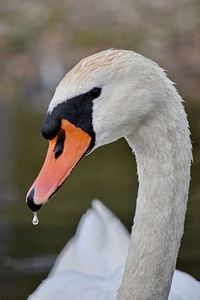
[28,200,200,300]
[27,49,200,299]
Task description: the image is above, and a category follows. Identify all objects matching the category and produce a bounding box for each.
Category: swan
[26,49,200,299]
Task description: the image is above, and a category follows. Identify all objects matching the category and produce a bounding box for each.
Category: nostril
[54,143,63,159]
[26,188,42,212]
[54,129,65,159]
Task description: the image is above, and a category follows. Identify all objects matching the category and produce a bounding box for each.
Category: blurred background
[0,0,200,299]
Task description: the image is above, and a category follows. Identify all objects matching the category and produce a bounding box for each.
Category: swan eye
[86,87,101,100]
[54,128,65,159]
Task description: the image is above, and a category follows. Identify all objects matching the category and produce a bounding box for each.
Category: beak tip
[26,188,42,212]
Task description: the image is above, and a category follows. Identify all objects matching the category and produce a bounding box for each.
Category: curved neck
[117,96,192,300]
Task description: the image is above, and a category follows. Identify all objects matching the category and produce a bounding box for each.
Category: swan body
[26,49,200,299]
[28,201,200,300]
[28,200,129,300]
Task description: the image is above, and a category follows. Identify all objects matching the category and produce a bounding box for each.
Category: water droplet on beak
[32,212,39,225]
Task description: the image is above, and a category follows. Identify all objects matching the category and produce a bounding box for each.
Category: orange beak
[26,119,92,209]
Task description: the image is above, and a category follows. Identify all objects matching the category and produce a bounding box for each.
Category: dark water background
[0,100,199,300]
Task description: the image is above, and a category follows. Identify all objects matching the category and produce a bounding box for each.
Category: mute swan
[26,49,200,299]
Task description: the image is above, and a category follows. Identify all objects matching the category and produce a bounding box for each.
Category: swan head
[26,49,174,211]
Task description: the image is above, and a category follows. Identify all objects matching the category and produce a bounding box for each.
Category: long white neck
[117,91,192,300]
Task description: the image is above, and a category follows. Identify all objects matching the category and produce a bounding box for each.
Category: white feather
[28,201,200,300]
